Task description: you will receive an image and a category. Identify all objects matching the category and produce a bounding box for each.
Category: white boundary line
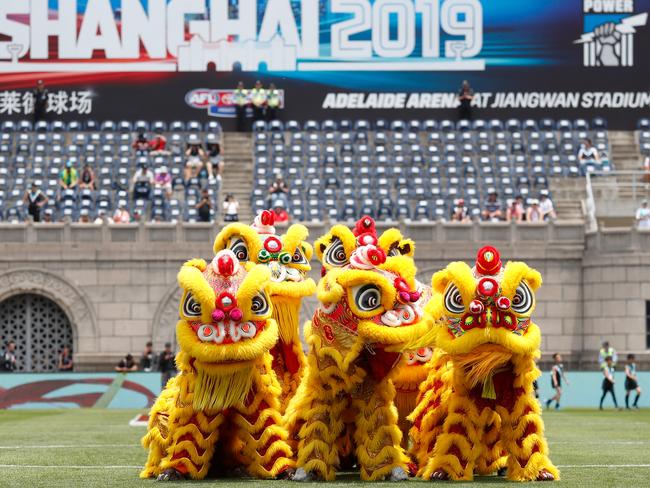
[557,464,650,468]
[0,465,141,469]
[0,444,137,449]
[0,463,649,469]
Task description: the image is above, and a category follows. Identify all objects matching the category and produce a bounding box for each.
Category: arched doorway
[0,294,73,372]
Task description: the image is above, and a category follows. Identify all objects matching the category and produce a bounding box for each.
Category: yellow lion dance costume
[212,210,315,408]
[141,250,294,481]
[372,222,435,451]
[409,246,559,482]
[286,217,431,481]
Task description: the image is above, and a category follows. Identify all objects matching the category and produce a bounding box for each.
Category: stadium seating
[0,120,222,223]
[250,118,612,222]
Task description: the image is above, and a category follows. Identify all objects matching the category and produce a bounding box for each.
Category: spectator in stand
[132,132,150,156]
[643,156,650,184]
[206,134,223,178]
[57,345,73,372]
[266,83,281,121]
[113,204,131,224]
[132,164,154,200]
[273,204,290,223]
[233,81,249,132]
[32,80,49,124]
[149,133,169,156]
[526,199,542,222]
[506,195,525,222]
[94,209,111,224]
[539,192,557,221]
[22,182,48,222]
[578,138,600,175]
[184,136,207,180]
[59,160,79,191]
[78,209,91,224]
[599,355,619,410]
[1,340,17,372]
[624,354,641,409]
[132,209,143,223]
[251,80,267,123]
[154,166,172,198]
[140,341,156,373]
[115,353,138,372]
[636,199,650,229]
[42,208,54,223]
[481,190,503,221]
[599,340,618,368]
[223,194,239,222]
[457,80,474,120]
[78,163,96,190]
[196,189,213,222]
[159,342,176,388]
[450,198,471,222]
[268,175,289,209]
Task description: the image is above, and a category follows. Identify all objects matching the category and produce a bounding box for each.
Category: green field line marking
[92,373,127,409]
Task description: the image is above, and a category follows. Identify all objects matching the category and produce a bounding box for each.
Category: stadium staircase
[222,132,254,222]
[609,130,642,171]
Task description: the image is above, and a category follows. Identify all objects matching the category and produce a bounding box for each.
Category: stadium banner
[0,0,649,128]
[0,372,161,409]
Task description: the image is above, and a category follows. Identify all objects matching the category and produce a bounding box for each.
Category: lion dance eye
[228,237,249,262]
[444,284,465,314]
[324,239,348,267]
[292,247,308,264]
[387,247,401,257]
[251,294,269,315]
[354,284,382,312]
[182,293,202,317]
[511,282,533,314]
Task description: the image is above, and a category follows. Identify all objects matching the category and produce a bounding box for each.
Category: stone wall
[0,220,648,371]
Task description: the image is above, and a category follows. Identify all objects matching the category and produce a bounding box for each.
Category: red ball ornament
[496,296,511,310]
[260,209,275,226]
[475,246,502,275]
[469,299,484,314]
[229,308,243,322]
[264,236,282,253]
[366,247,386,265]
[217,253,235,276]
[477,277,499,297]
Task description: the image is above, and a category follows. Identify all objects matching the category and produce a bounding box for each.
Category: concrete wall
[0,220,648,371]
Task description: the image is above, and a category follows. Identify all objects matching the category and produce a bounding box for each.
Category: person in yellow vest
[265,83,281,122]
[250,80,267,123]
[233,81,249,132]
[598,340,618,368]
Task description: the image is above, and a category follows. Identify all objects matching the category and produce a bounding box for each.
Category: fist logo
[593,22,622,66]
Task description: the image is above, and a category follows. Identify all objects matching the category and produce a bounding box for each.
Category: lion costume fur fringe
[212,210,315,409]
[141,255,294,480]
[408,246,560,482]
[285,217,432,481]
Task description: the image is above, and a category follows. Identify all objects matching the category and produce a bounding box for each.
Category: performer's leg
[418,393,481,481]
[293,370,347,481]
[498,391,559,481]
[351,379,410,481]
[475,408,506,476]
[231,369,294,479]
[141,376,225,480]
[626,390,631,408]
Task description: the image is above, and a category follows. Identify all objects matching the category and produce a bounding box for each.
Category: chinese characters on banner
[0,91,93,116]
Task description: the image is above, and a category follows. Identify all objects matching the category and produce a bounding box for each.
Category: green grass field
[0,408,648,488]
